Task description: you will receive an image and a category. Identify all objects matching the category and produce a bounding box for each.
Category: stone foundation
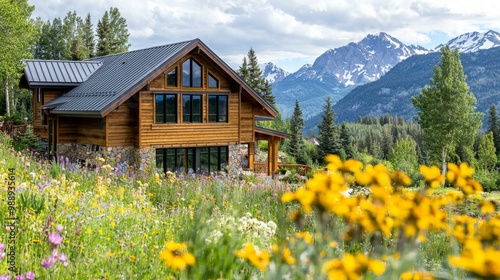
[57,143,135,167]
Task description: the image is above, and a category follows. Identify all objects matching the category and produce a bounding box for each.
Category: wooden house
[19,39,288,175]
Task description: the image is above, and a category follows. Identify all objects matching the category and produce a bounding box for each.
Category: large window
[156,94,177,123]
[183,95,202,123]
[182,58,202,87]
[208,95,228,122]
[156,146,228,174]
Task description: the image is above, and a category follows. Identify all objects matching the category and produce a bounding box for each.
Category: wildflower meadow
[1,132,500,279]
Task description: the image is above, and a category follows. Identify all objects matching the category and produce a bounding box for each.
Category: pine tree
[340,123,355,159]
[412,46,483,174]
[82,13,95,58]
[238,48,276,107]
[108,7,130,53]
[487,104,500,155]
[96,10,111,56]
[317,97,343,163]
[288,100,307,164]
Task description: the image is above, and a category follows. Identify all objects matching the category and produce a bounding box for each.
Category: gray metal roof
[38,38,277,118]
[43,39,195,116]
[24,60,102,87]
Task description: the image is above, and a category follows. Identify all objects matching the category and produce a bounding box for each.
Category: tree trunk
[5,76,10,117]
[441,147,447,176]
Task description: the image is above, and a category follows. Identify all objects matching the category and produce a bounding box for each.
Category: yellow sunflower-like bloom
[159,241,196,270]
[235,243,270,271]
[419,165,444,188]
[449,239,500,278]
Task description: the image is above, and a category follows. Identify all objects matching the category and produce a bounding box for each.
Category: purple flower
[0,252,5,259]
[56,224,64,233]
[0,243,5,251]
[0,275,11,280]
[15,275,24,280]
[24,273,34,280]
[41,259,52,268]
[48,232,63,246]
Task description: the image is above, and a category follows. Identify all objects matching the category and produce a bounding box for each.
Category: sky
[29,0,500,73]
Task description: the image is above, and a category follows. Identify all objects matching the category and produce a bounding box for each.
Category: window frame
[182,58,202,88]
[208,94,228,123]
[182,94,202,123]
[155,93,178,124]
[166,67,178,87]
[156,146,228,174]
[208,73,219,89]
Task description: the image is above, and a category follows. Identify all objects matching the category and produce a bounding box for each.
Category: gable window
[208,95,228,122]
[208,73,219,88]
[166,67,177,87]
[182,58,202,87]
[183,94,202,123]
[156,94,177,123]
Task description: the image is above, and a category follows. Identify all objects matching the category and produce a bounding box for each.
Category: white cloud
[29,0,500,72]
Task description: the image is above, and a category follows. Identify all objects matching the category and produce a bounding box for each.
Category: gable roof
[29,39,277,118]
[23,60,102,87]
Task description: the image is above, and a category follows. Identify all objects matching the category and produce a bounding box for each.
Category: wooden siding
[106,97,138,146]
[240,101,254,143]
[32,88,66,139]
[139,90,242,148]
[58,117,105,146]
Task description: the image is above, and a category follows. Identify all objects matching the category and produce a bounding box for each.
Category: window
[36,88,41,103]
[157,146,228,174]
[183,95,202,123]
[182,58,202,87]
[208,73,219,88]
[155,94,177,123]
[166,67,177,87]
[208,95,228,122]
[156,148,195,173]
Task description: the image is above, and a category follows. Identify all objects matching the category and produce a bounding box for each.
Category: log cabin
[19,39,288,175]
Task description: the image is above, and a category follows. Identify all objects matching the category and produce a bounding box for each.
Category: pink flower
[56,225,64,233]
[0,243,5,251]
[48,232,63,246]
[0,252,5,259]
[15,275,24,280]
[41,259,52,268]
[0,275,11,280]
[25,273,35,280]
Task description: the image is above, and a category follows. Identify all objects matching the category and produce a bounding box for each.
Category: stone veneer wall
[57,143,136,167]
[228,144,248,175]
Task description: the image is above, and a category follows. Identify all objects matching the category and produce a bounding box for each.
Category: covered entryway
[249,126,289,176]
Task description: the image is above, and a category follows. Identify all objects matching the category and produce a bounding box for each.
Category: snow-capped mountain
[312,32,429,86]
[434,30,500,53]
[273,32,429,119]
[261,62,290,83]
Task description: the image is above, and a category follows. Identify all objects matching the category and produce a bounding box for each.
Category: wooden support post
[272,137,279,176]
[248,142,255,171]
[267,140,273,176]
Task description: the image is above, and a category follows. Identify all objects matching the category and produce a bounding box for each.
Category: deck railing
[253,162,311,176]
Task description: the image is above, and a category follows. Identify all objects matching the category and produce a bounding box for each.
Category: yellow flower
[159,241,196,270]
[480,200,496,215]
[296,231,314,244]
[419,165,444,188]
[235,243,270,271]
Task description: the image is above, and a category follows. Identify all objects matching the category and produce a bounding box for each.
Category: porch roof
[254,126,289,141]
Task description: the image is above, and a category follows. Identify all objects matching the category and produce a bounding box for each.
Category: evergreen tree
[317,97,343,163]
[340,123,356,159]
[96,10,111,56]
[288,100,307,164]
[107,7,130,54]
[411,46,483,175]
[487,104,500,155]
[82,13,95,58]
[478,132,497,171]
[237,48,276,107]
